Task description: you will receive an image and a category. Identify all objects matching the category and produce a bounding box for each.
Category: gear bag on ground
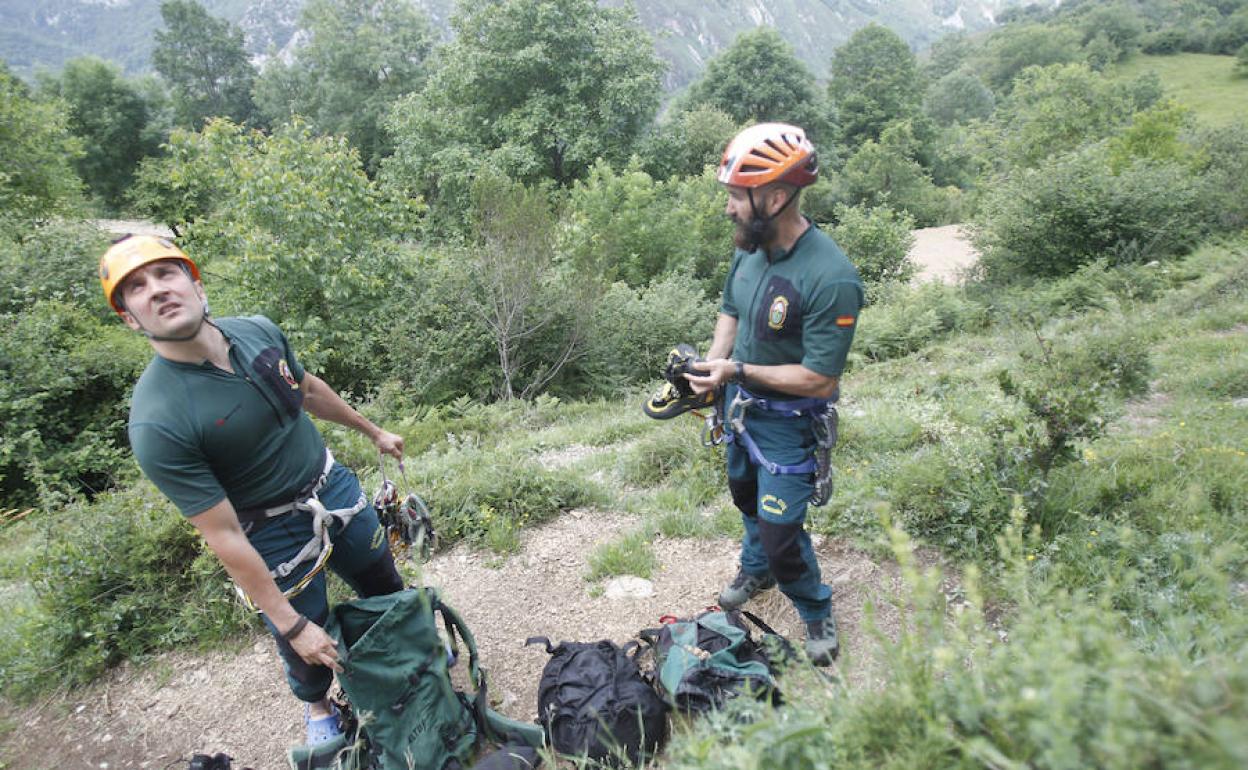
[287,587,544,770]
[525,637,668,767]
[638,609,793,715]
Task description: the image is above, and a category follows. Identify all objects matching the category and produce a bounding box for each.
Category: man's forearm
[738,362,838,400]
[706,313,738,360]
[301,373,381,441]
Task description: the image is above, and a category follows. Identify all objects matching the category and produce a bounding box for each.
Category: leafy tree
[132,119,419,391]
[152,0,258,128]
[923,32,977,80]
[985,63,1150,171]
[254,0,433,172]
[465,171,589,400]
[384,0,664,235]
[830,203,916,294]
[827,24,924,146]
[559,161,731,293]
[37,57,159,212]
[840,120,957,227]
[1077,2,1145,60]
[1237,42,1248,77]
[679,28,823,134]
[638,105,738,181]
[1194,122,1248,231]
[923,70,995,126]
[1107,100,1200,173]
[972,23,1082,92]
[0,66,83,228]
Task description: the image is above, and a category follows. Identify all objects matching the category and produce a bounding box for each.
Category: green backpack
[288,587,544,770]
[638,609,791,715]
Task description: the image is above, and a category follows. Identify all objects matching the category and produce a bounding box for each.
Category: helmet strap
[135,299,211,343]
[745,187,798,252]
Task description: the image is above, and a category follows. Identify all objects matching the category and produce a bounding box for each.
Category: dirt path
[909,224,979,284]
[0,510,945,770]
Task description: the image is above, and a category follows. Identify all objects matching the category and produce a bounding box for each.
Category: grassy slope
[1111,53,1248,127]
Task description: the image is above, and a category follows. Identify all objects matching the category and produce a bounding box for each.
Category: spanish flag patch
[836,315,856,327]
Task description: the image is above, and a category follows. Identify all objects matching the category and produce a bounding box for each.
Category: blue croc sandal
[304,702,343,745]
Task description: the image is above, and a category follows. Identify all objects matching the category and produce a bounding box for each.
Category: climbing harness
[232,448,369,611]
[724,385,839,506]
[372,455,438,562]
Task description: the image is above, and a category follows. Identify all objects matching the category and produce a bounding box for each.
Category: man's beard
[732,215,777,252]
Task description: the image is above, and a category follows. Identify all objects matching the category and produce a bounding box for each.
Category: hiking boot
[717,569,776,610]
[805,617,839,666]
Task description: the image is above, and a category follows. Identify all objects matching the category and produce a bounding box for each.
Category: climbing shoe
[642,343,718,419]
[717,569,777,610]
[805,617,839,666]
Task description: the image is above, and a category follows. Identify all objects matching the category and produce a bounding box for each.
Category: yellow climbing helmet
[98,235,200,315]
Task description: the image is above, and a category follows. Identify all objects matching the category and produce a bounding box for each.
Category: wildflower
[1026,554,1036,562]
[1083,448,1097,462]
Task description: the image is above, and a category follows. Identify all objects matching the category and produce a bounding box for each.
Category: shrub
[574,275,717,396]
[974,146,1209,279]
[0,218,109,316]
[0,483,250,697]
[558,162,732,293]
[0,301,150,507]
[853,282,987,363]
[830,203,916,293]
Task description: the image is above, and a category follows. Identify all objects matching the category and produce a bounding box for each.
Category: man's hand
[287,619,343,672]
[686,358,735,394]
[373,429,404,460]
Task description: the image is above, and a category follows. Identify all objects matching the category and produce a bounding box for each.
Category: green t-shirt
[128,316,326,517]
[721,221,864,387]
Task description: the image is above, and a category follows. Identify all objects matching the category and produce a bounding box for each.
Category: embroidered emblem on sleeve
[278,359,299,389]
[835,315,856,328]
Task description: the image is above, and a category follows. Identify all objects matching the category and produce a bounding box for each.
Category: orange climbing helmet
[98,235,200,315]
[717,122,818,189]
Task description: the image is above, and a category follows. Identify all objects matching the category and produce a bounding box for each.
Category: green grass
[586,530,659,582]
[1112,53,1248,127]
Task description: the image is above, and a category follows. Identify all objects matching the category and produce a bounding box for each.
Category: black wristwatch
[732,360,746,384]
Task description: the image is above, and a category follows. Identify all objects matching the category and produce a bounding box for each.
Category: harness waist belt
[724,385,831,476]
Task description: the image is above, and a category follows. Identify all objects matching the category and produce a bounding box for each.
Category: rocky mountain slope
[2,0,1047,88]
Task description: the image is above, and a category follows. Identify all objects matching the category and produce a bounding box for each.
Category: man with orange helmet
[686,123,864,665]
[99,235,406,743]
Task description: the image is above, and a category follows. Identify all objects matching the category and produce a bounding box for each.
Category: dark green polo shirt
[128,316,325,517]
[722,221,864,385]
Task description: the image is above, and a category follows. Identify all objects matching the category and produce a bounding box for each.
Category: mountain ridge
[1,0,1044,89]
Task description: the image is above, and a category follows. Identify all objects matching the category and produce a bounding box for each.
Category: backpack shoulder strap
[739,609,781,637]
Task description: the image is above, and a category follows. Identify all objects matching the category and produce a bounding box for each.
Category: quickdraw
[373,455,438,563]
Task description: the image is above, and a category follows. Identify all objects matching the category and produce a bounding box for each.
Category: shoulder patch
[836,315,856,328]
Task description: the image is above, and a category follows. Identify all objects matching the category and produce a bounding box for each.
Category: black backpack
[638,609,793,715]
[525,637,668,767]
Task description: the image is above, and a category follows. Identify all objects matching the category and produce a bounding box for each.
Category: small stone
[102,733,112,742]
[75,704,87,714]
[1232,398,1248,408]
[604,576,655,599]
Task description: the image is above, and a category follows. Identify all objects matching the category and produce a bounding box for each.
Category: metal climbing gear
[724,385,838,505]
[232,448,369,612]
[373,455,438,562]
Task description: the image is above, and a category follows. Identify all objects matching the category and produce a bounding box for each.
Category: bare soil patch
[1,510,946,770]
[909,225,979,285]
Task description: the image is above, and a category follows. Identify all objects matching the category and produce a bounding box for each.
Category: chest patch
[767,296,789,330]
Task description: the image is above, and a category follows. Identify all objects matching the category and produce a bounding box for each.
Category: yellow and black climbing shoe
[643,381,717,419]
[642,343,717,419]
